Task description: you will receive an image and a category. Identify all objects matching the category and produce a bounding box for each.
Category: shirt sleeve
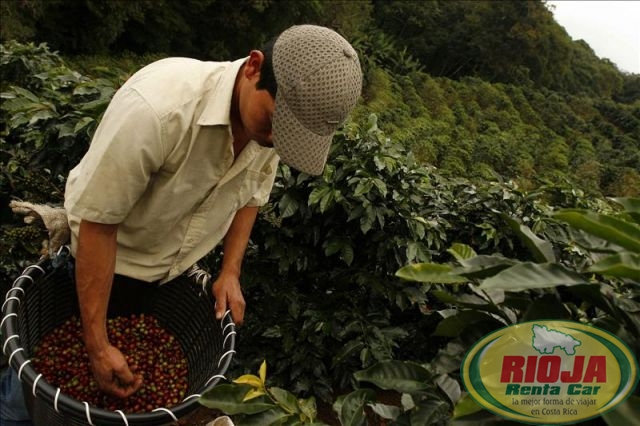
[245,153,280,207]
[64,88,165,224]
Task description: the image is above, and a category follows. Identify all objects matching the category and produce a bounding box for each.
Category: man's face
[238,51,275,148]
[241,86,274,148]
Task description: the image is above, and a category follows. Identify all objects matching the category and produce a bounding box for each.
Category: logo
[461,320,638,424]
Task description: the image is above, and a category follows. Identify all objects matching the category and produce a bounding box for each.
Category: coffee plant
[201,361,324,425]
[1,41,130,284]
[224,113,623,424]
[3,41,637,425]
[391,198,639,425]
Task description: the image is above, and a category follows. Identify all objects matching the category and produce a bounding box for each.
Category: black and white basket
[1,248,236,426]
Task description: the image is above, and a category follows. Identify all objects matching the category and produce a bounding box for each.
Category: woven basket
[1,248,236,426]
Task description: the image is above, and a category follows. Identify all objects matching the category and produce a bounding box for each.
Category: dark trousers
[107,273,160,317]
[0,366,33,425]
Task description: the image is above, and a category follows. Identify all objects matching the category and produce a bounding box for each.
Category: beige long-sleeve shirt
[65,57,279,283]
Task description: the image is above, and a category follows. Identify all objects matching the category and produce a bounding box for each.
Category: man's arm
[76,219,142,397]
[212,205,259,325]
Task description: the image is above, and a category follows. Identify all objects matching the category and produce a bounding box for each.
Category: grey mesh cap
[272,25,363,175]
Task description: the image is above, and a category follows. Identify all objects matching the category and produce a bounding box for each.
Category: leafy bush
[0,41,128,282]
[388,198,639,425]
[2,41,637,426]
[200,113,635,425]
[231,114,609,409]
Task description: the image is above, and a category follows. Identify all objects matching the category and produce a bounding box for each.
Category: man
[68,24,361,398]
[1,24,362,424]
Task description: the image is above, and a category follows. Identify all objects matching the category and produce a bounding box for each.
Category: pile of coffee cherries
[31,314,188,412]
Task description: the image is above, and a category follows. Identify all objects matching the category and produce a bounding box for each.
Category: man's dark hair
[256,36,278,99]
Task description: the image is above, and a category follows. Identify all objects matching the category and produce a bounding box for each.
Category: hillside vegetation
[0,1,631,94]
[1,0,639,196]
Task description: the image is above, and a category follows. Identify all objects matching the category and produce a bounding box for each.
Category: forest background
[1,1,639,425]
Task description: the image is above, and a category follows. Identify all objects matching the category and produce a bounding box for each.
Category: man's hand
[88,344,143,398]
[212,273,246,325]
[215,206,258,326]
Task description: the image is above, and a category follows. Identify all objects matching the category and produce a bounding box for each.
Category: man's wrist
[83,332,110,355]
[219,265,241,279]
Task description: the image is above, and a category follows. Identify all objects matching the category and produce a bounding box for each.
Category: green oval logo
[461,320,638,424]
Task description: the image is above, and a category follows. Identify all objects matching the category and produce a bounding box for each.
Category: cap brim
[272,92,333,176]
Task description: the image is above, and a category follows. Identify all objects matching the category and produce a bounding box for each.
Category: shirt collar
[197,57,247,126]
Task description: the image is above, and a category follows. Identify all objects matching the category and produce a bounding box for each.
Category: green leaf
[333,389,375,426]
[401,393,415,411]
[611,294,640,314]
[73,85,99,96]
[554,209,640,253]
[57,121,76,138]
[319,189,334,213]
[78,97,110,112]
[341,244,354,266]
[503,215,555,262]
[609,197,640,224]
[73,116,94,133]
[269,387,300,415]
[479,262,590,291]
[436,374,461,405]
[367,402,401,420]
[372,178,388,197]
[347,205,364,222]
[324,239,342,256]
[588,252,640,279]
[353,179,373,197]
[566,228,623,254]
[199,384,275,415]
[12,86,39,102]
[447,243,477,261]
[28,108,55,125]
[409,398,450,425]
[0,91,16,100]
[373,155,386,171]
[396,263,467,284]
[278,193,299,218]
[332,339,364,367]
[354,361,432,393]
[308,186,331,207]
[6,160,19,174]
[297,396,317,422]
[409,218,426,239]
[454,255,517,279]
[610,197,640,212]
[360,204,375,234]
[235,408,291,426]
[1,96,33,113]
[432,291,487,307]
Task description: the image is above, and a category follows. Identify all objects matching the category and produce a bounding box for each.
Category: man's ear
[244,50,265,80]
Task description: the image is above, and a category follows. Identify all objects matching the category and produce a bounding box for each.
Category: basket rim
[1,251,236,426]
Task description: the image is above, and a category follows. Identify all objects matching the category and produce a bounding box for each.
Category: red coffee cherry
[32,315,188,413]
